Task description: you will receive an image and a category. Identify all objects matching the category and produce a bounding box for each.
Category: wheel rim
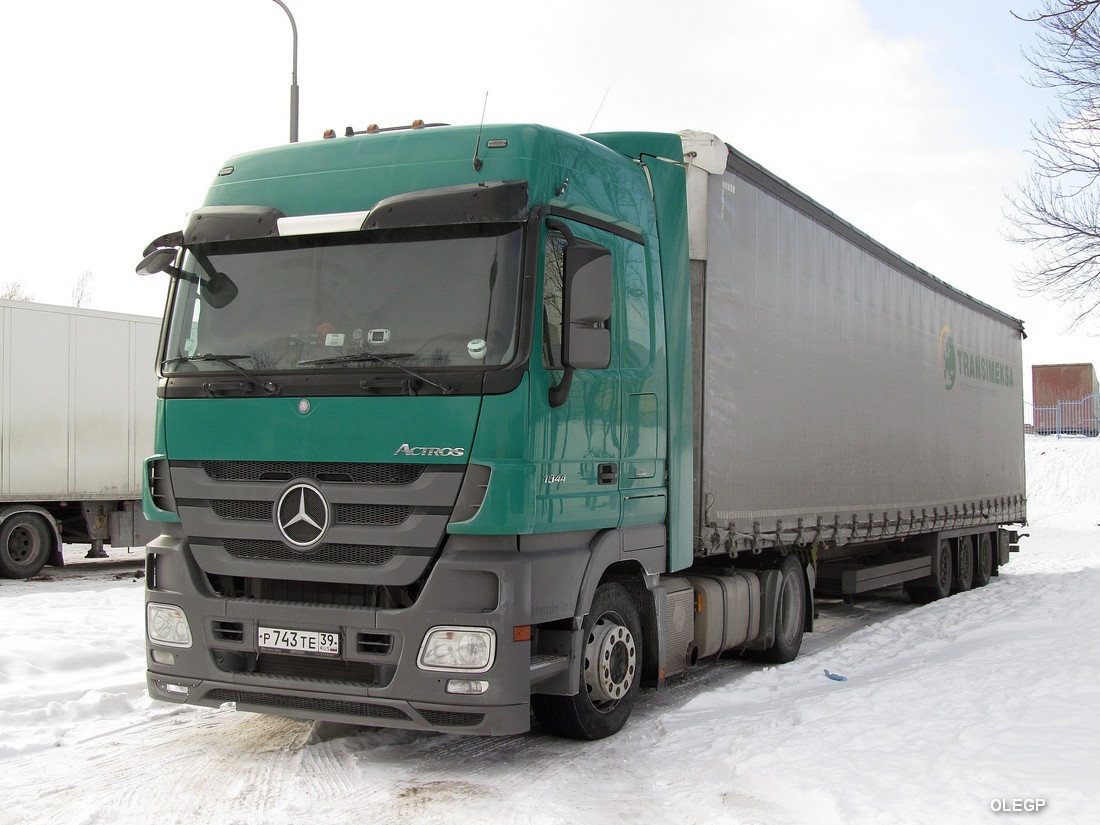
[977,535,992,576]
[7,526,41,564]
[958,538,973,585]
[584,612,637,711]
[937,542,952,591]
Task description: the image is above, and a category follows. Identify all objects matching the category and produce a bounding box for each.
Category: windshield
[162,224,523,375]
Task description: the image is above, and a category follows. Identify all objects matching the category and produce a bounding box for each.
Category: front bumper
[148,673,531,735]
[143,528,577,736]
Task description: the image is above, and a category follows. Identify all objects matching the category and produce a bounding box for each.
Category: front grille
[202,461,425,485]
[418,710,486,727]
[211,500,413,526]
[212,620,245,642]
[211,500,272,521]
[206,688,410,720]
[335,503,413,525]
[247,652,391,686]
[223,539,399,565]
[357,632,393,655]
[213,576,391,606]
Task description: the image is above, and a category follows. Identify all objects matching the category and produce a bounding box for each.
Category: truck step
[529,654,568,684]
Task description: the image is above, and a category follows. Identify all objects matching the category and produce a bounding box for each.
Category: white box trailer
[0,300,160,578]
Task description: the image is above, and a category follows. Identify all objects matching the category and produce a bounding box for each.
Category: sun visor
[182,181,529,245]
[184,206,286,245]
[361,180,529,230]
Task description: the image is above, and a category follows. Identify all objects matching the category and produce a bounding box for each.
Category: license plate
[257,625,340,657]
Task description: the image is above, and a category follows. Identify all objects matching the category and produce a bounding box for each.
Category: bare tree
[72,270,94,307]
[0,281,32,301]
[1012,1,1100,324]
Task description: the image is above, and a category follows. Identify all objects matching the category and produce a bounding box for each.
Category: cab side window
[542,232,567,369]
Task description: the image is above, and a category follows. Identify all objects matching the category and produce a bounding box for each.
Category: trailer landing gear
[85,540,108,559]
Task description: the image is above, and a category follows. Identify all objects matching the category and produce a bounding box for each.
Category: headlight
[147,602,193,648]
[417,626,496,673]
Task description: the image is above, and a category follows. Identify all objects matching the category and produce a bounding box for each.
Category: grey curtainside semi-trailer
[138,124,1026,739]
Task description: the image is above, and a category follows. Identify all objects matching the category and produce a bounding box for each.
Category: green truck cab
[140,124,693,739]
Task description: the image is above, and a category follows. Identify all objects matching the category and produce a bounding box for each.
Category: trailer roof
[589,129,1025,335]
[721,142,1026,335]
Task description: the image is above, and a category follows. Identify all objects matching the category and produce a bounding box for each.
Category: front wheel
[0,513,53,579]
[532,582,641,740]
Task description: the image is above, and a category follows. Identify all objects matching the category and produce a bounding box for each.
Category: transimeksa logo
[940,324,1014,392]
[940,326,957,390]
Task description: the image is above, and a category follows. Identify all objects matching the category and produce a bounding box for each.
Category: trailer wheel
[0,513,53,579]
[973,533,993,588]
[907,539,953,604]
[751,555,806,664]
[532,582,641,740]
[952,536,974,593]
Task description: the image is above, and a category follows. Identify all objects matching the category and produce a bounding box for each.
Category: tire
[532,582,641,740]
[973,533,993,588]
[749,555,806,664]
[952,536,974,593]
[907,538,953,604]
[0,513,53,579]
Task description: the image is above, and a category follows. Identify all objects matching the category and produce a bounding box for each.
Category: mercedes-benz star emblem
[275,482,329,548]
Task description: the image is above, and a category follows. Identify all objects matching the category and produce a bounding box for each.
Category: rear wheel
[749,555,806,664]
[907,538,953,604]
[532,582,641,740]
[952,536,974,593]
[973,533,993,588]
[0,513,53,579]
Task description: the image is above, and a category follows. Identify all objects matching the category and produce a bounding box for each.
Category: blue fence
[1028,394,1100,437]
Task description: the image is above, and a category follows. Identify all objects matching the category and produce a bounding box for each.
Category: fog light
[447,679,489,695]
[151,649,177,666]
[147,603,193,648]
[417,626,496,673]
[163,682,190,696]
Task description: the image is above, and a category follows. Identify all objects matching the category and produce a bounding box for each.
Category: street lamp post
[270,0,299,143]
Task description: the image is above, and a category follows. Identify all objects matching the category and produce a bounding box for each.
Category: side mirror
[136,248,177,276]
[550,243,612,407]
[202,271,239,309]
[136,241,238,309]
[561,246,612,369]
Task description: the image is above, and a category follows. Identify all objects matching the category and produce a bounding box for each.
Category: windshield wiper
[297,352,414,367]
[297,352,452,394]
[165,353,280,396]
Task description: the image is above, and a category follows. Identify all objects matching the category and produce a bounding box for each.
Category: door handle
[598,463,618,485]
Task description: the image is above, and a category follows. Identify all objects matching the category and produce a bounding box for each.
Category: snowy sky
[2,0,1096,390]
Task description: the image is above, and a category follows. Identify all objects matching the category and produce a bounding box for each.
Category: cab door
[530,219,621,530]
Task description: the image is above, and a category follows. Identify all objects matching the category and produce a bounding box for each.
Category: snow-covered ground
[1,435,1097,825]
